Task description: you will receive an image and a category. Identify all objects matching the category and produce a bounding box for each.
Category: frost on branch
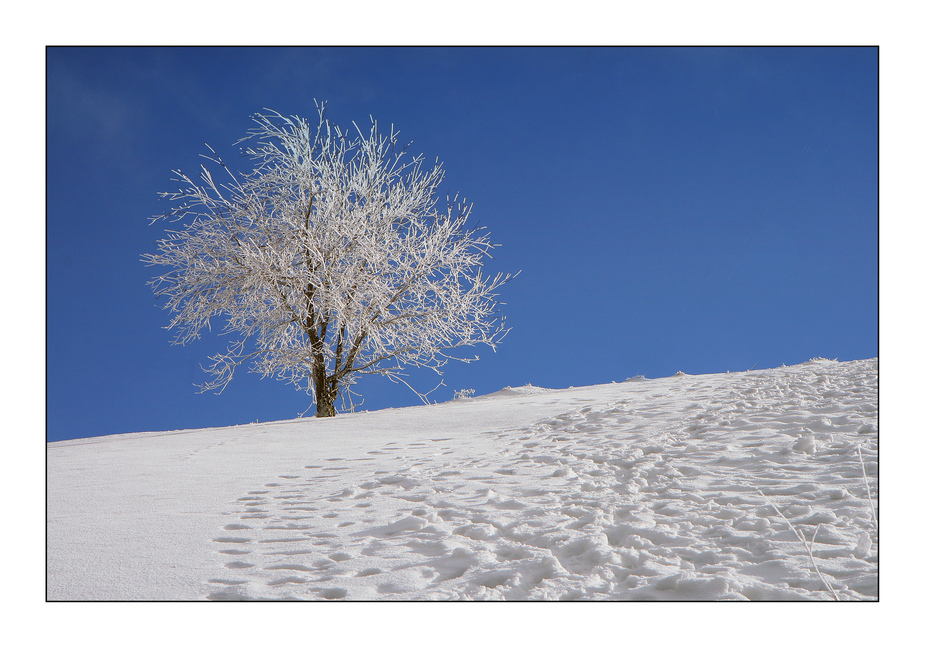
[142,102,515,417]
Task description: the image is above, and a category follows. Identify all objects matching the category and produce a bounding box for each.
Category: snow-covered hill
[47,358,878,601]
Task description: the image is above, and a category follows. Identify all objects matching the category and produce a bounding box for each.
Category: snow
[47,358,878,602]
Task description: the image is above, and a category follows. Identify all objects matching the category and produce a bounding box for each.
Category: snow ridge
[202,359,878,601]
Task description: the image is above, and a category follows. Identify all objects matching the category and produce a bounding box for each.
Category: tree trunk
[313,367,337,417]
[315,382,336,417]
[316,394,336,417]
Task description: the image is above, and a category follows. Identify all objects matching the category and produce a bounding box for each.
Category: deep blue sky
[47,47,878,442]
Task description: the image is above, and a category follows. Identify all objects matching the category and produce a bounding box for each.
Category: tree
[143,102,515,417]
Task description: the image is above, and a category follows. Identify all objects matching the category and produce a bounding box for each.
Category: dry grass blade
[759,491,840,601]
[857,445,878,531]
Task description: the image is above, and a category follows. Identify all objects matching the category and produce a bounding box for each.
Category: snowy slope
[47,358,878,601]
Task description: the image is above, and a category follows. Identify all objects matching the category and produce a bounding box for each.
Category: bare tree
[143,102,514,417]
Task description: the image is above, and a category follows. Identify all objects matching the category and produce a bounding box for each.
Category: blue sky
[46,47,878,442]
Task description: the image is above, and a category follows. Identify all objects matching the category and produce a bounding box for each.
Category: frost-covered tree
[143,102,514,417]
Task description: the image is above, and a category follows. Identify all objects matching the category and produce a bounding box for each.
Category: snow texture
[47,358,878,600]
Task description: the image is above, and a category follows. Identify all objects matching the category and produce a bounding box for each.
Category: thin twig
[857,446,878,531]
[759,491,839,601]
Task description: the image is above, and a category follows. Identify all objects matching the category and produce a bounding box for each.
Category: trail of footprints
[207,439,464,600]
[207,359,877,600]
